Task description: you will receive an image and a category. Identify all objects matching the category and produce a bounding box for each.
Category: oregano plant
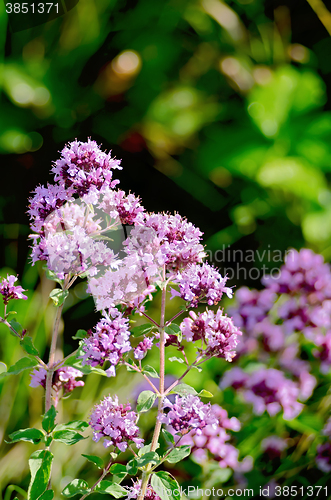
[0,139,244,500]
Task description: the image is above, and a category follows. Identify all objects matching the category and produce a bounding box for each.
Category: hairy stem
[140,311,160,328]
[45,302,64,413]
[138,272,167,500]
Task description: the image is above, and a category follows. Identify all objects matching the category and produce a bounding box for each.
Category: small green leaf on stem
[138,443,159,457]
[72,329,88,340]
[82,454,104,469]
[166,445,191,464]
[53,430,86,445]
[170,383,197,397]
[136,451,160,468]
[162,429,175,445]
[137,391,157,412]
[126,458,138,475]
[198,389,213,398]
[130,324,153,337]
[38,490,54,500]
[109,463,127,483]
[49,288,69,307]
[27,450,53,500]
[62,479,90,498]
[55,420,88,432]
[44,268,64,286]
[151,472,180,500]
[2,357,38,377]
[168,357,185,364]
[142,365,159,378]
[9,319,23,336]
[20,336,39,356]
[95,481,127,497]
[42,406,57,433]
[8,428,44,445]
[126,359,137,372]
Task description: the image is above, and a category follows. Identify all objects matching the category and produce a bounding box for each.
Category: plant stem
[164,355,204,396]
[165,309,186,326]
[123,362,160,394]
[79,459,113,500]
[45,302,64,413]
[140,311,160,328]
[138,271,167,500]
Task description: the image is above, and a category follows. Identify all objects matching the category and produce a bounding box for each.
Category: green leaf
[109,463,127,483]
[125,359,137,372]
[9,319,23,336]
[165,325,182,341]
[53,430,86,445]
[72,329,88,340]
[49,288,69,307]
[162,429,175,445]
[143,365,159,378]
[137,391,157,412]
[8,428,44,445]
[130,324,153,337]
[42,406,57,433]
[55,420,88,432]
[27,450,53,500]
[167,324,181,334]
[62,479,90,498]
[95,481,127,497]
[191,365,202,373]
[138,443,159,457]
[44,268,64,286]
[1,357,38,377]
[0,362,7,374]
[136,452,160,468]
[126,458,138,475]
[63,356,107,377]
[82,454,104,469]
[168,357,185,364]
[151,471,180,500]
[166,445,191,464]
[38,490,54,500]
[170,383,197,396]
[198,389,213,398]
[20,336,39,356]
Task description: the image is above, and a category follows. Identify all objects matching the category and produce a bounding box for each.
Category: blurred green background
[1,0,331,497]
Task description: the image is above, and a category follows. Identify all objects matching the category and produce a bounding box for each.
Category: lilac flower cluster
[89,395,143,451]
[134,337,153,360]
[126,480,161,500]
[0,275,28,305]
[30,365,84,405]
[221,367,303,420]
[159,394,218,435]
[179,404,252,471]
[171,262,233,308]
[81,312,131,377]
[180,309,242,361]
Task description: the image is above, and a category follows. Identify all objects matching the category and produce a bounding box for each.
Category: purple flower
[28,183,70,234]
[0,275,28,305]
[126,480,161,500]
[159,394,218,435]
[180,309,242,361]
[81,312,131,376]
[261,436,288,459]
[316,443,331,473]
[52,139,121,197]
[99,189,145,226]
[178,404,252,471]
[221,367,303,420]
[171,262,233,308]
[30,365,84,406]
[262,248,331,302]
[134,337,153,360]
[89,395,143,451]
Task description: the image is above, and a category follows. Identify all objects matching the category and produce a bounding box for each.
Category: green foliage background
[1,0,331,497]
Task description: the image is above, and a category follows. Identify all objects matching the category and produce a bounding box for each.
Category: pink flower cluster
[171,262,232,308]
[159,394,218,435]
[134,337,154,360]
[89,395,143,451]
[180,309,242,361]
[179,404,252,471]
[0,275,28,305]
[30,365,84,405]
[126,480,161,500]
[221,367,303,420]
[80,312,131,377]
